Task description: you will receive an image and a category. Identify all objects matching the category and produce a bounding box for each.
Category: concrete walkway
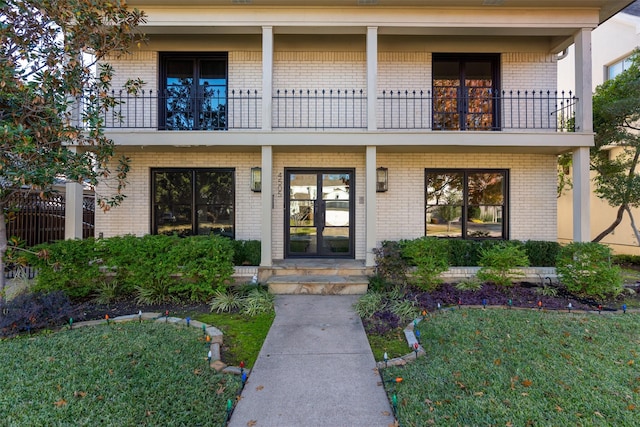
[228,295,395,427]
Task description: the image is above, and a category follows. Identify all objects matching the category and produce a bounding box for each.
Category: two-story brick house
[64,0,633,284]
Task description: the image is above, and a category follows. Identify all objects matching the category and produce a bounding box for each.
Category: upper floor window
[426,169,508,239]
[432,54,500,131]
[607,55,634,80]
[152,168,235,237]
[159,53,228,130]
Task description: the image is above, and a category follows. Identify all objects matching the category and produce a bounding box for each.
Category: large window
[152,168,234,237]
[426,169,508,239]
[432,54,500,131]
[159,53,228,130]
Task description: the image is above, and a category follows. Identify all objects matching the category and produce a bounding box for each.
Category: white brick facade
[95,151,262,240]
[376,153,557,243]
[81,3,601,264]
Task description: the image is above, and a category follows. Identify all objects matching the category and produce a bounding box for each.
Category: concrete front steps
[261,259,373,295]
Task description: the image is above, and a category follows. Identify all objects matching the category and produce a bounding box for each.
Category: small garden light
[69,318,73,330]
[383,352,389,368]
[437,302,441,311]
[415,329,421,343]
[622,304,627,314]
[482,299,487,309]
[413,342,419,358]
[202,324,206,335]
[567,302,572,313]
[138,310,143,323]
[508,299,512,309]
[165,310,169,322]
[186,316,190,327]
[207,350,212,364]
[458,298,462,309]
[537,301,542,310]
[105,314,110,325]
[226,399,233,417]
[598,304,602,314]
[241,371,247,386]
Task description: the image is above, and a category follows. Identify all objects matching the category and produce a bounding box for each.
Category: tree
[590,50,640,243]
[0,0,146,305]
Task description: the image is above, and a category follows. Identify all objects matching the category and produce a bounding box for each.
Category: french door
[432,54,500,131]
[285,169,354,258]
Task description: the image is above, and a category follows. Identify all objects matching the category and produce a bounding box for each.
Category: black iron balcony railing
[81,88,576,132]
[272,89,367,129]
[378,89,576,131]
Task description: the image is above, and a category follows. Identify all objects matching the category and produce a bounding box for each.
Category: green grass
[381,309,640,426]
[367,328,410,361]
[194,311,274,368]
[0,321,241,426]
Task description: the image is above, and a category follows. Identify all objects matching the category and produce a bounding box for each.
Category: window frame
[151,167,235,238]
[432,53,501,131]
[158,52,229,131]
[606,54,634,81]
[425,168,509,239]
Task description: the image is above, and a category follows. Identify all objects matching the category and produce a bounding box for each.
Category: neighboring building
[558,0,640,254]
[64,0,631,274]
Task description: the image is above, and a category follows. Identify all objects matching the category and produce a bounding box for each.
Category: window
[432,54,500,131]
[426,169,508,239]
[159,53,228,130]
[607,55,634,80]
[152,168,234,237]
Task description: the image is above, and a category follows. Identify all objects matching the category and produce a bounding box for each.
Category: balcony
[82,89,576,133]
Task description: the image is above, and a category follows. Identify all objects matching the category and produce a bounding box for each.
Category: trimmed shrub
[523,240,560,267]
[445,239,479,266]
[27,238,101,299]
[373,240,408,285]
[476,243,530,287]
[612,254,640,266]
[173,235,235,299]
[556,242,623,300]
[231,240,261,266]
[25,234,236,302]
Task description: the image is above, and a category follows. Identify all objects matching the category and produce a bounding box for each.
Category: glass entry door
[286,169,354,257]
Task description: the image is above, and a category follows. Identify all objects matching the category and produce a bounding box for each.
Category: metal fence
[4,191,95,247]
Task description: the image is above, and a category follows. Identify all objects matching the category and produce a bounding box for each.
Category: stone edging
[376,305,639,370]
[69,312,244,375]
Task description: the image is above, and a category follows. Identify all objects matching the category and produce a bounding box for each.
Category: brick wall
[95,150,262,240]
[103,46,559,131]
[376,152,558,243]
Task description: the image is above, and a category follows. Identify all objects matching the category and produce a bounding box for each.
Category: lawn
[380,309,640,426]
[0,321,241,426]
[194,311,275,368]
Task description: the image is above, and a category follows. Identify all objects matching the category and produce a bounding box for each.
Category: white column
[261,145,273,266]
[262,26,273,131]
[65,181,84,240]
[573,147,590,242]
[574,28,593,133]
[572,28,593,242]
[366,26,378,131]
[365,146,377,267]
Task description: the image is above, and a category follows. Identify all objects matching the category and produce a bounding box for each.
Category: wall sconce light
[376,167,388,192]
[250,167,262,192]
